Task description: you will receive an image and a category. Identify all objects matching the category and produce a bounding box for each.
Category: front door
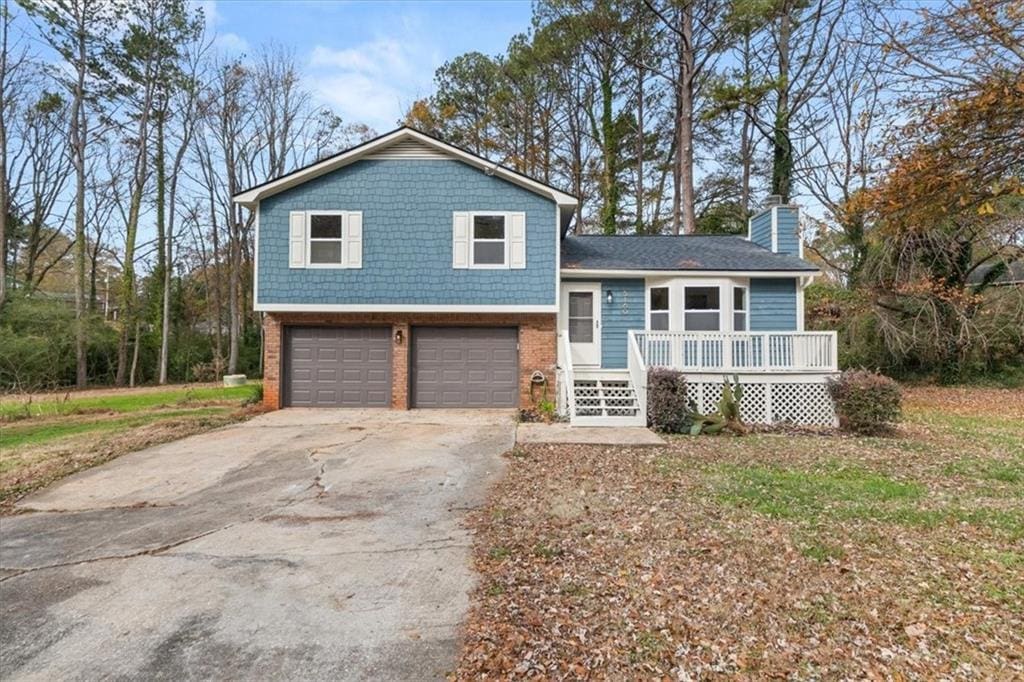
[561,282,602,367]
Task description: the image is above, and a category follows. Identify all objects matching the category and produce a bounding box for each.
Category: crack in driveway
[0,409,513,680]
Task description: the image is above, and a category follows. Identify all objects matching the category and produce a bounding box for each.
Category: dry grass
[455,386,1024,679]
[0,384,263,510]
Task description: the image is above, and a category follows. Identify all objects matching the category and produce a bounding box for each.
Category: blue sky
[199,0,534,132]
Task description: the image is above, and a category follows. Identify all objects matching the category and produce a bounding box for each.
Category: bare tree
[7,91,74,291]
[20,0,117,387]
[0,5,33,307]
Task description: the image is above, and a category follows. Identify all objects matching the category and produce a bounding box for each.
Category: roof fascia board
[233,128,577,208]
[560,268,819,278]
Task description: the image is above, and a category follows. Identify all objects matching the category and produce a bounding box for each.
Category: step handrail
[559,332,576,421]
[627,330,647,424]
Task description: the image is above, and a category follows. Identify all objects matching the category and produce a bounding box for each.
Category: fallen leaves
[452,387,1023,679]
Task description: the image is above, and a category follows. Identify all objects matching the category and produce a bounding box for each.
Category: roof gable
[233,127,578,213]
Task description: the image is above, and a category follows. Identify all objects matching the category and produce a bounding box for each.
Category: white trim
[253,204,260,307]
[646,284,670,331]
[555,203,561,307]
[254,303,559,313]
[467,212,512,269]
[562,268,817,278]
[770,206,779,253]
[796,276,808,331]
[560,282,602,367]
[305,210,347,268]
[682,284,723,332]
[732,284,749,332]
[233,128,578,208]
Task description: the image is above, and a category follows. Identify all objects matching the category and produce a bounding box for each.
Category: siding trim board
[256,303,558,313]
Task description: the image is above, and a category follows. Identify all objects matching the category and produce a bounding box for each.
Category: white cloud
[215,32,250,54]
[306,34,440,132]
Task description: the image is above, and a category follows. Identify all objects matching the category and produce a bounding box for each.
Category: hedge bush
[647,368,692,433]
[826,369,902,434]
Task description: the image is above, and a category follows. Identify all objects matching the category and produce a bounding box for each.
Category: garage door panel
[412,327,518,408]
[284,326,392,407]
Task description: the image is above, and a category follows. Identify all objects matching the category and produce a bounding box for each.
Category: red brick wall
[261,312,557,411]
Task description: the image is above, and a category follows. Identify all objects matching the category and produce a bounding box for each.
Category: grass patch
[0,384,259,420]
[798,539,847,563]
[712,461,1023,536]
[713,462,925,520]
[0,407,230,451]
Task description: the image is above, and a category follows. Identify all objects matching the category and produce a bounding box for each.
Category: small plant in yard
[689,375,748,435]
[646,368,692,433]
[827,369,902,434]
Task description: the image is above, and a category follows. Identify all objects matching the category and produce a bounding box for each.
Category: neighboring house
[234,127,838,427]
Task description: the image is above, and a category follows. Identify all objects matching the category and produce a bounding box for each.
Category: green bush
[827,369,902,434]
[646,368,692,433]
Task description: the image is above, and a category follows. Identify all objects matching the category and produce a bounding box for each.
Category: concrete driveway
[0,409,514,680]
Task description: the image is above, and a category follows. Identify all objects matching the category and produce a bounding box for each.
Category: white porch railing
[559,332,576,420]
[632,330,838,373]
[627,329,647,422]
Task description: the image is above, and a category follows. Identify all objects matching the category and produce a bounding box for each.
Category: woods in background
[1,0,1021,390]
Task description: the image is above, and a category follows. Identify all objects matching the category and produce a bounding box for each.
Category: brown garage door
[411,327,518,408]
[284,326,391,407]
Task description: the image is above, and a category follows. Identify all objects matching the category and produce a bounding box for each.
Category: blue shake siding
[258,159,557,306]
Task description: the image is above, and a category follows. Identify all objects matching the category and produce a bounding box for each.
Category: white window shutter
[345,211,363,268]
[509,212,526,269]
[288,211,306,268]
[452,211,470,268]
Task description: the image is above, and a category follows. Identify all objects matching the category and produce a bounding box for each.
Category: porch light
[394,328,404,344]
[606,290,614,305]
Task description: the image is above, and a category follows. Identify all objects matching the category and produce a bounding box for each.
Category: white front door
[561,282,602,367]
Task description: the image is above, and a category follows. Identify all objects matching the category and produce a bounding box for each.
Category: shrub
[827,369,902,434]
[646,368,692,433]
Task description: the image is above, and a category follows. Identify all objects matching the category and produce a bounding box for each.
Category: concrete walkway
[516,422,665,445]
[0,409,515,681]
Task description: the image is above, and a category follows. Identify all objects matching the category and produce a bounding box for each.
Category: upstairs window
[471,215,507,267]
[649,287,669,330]
[733,286,748,331]
[684,286,720,331]
[308,212,344,265]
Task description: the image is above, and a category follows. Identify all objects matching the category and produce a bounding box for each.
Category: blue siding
[749,210,772,251]
[749,278,798,331]
[258,159,556,305]
[775,206,801,256]
[600,279,645,368]
[748,205,801,255]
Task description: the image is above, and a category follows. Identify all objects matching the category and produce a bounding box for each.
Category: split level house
[233,127,839,427]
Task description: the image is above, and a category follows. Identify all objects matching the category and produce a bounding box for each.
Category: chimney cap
[765,194,783,206]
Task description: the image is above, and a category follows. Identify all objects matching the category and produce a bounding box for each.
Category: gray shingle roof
[561,234,819,272]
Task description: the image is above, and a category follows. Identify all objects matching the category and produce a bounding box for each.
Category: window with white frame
[683,286,721,331]
[471,214,507,267]
[308,212,343,265]
[733,286,748,331]
[649,286,669,330]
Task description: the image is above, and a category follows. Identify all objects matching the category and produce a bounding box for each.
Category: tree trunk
[677,1,697,235]
[156,102,170,384]
[70,13,88,388]
[772,7,793,201]
[635,45,645,234]
[129,320,141,387]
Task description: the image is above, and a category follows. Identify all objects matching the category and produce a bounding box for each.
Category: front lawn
[0,383,262,509]
[456,386,1024,678]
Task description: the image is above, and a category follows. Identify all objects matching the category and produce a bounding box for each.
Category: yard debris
[452,387,1023,679]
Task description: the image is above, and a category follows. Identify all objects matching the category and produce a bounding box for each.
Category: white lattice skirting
[685,376,837,426]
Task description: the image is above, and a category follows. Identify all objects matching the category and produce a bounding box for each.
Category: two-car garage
[282,325,520,408]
